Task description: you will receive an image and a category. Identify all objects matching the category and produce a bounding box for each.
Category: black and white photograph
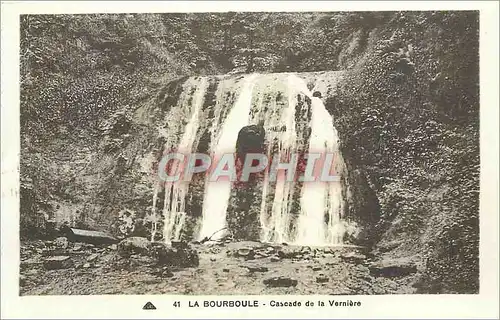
[1,1,499,319]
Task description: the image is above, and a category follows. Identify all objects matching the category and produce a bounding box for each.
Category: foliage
[326,11,479,293]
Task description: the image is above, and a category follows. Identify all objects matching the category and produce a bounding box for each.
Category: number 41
[173,301,181,307]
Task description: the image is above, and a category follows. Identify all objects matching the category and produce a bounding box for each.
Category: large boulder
[236,124,266,160]
[227,124,266,241]
[63,227,118,245]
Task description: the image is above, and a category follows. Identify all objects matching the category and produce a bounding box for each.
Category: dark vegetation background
[20,11,479,293]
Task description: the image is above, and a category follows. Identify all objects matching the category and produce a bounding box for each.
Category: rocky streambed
[20,236,420,295]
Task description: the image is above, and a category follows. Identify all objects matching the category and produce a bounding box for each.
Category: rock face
[226,124,266,241]
[323,12,479,293]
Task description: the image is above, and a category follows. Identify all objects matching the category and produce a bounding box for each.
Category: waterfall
[294,78,344,245]
[152,72,348,245]
[260,75,301,243]
[158,77,208,243]
[198,74,258,240]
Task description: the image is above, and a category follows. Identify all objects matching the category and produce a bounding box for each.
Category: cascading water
[198,74,258,240]
[154,77,208,243]
[259,75,299,243]
[151,72,348,245]
[289,75,345,245]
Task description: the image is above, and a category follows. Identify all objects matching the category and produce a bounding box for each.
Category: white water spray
[198,74,258,240]
[162,77,208,242]
[290,75,345,245]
